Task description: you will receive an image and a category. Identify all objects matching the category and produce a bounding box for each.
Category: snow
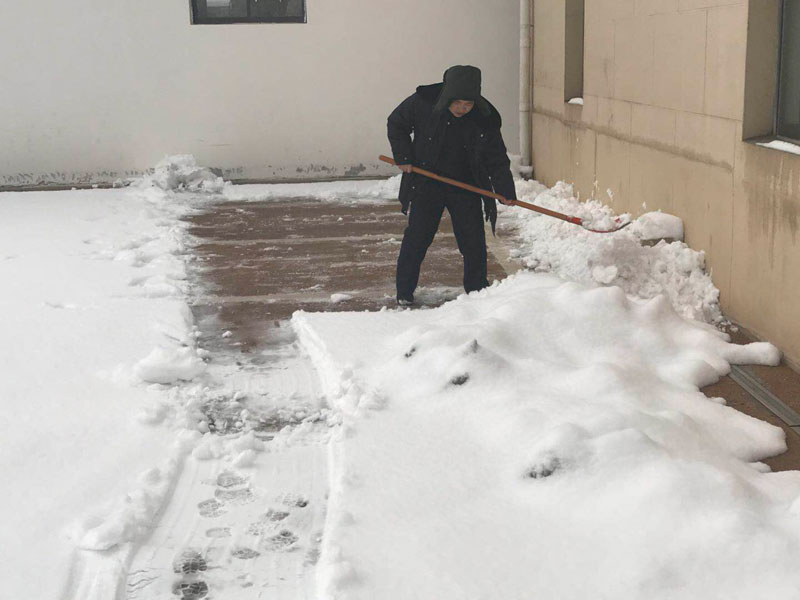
[3,153,795,599]
[73,433,195,552]
[135,345,207,384]
[499,181,723,323]
[628,210,685,241]
[330,293,354,304]
[509,153,534,179]
[294,273,800,600]
[567,96,584,105]
[0,180,208,598]
[138,154,228,193]
[757,138,800,156]
[221,176,402,203]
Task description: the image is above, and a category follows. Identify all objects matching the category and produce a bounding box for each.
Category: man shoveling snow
[387,65,517,306]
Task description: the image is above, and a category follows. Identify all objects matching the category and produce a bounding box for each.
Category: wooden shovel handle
[378,155,583,226]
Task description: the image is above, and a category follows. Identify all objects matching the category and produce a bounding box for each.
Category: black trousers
[396,187,488,300]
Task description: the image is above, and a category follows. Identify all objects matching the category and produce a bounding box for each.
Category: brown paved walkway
[184,193,800,472]
[185,198,507,355]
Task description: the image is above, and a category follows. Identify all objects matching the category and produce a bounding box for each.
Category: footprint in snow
[172,580,209,599]
[172,549,208,575]
[263,508,291,522]
[197,498,227,518]
[216,470,248,489]
[526,456,561,479]
[214,486,255,505]
[262,530,299,552]
[205,527,232,538]
[231,547,261,560]
[449,374,470,386]
[246,522,266,536]
[305,546,321,566]
[246,509,290,536]
[463,339,480,354]
[280,494,309,508]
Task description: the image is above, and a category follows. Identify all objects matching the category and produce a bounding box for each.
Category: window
[564,0,585,103]
[777,0,800,140]
[744,0,800,144]
[191,0,306,24]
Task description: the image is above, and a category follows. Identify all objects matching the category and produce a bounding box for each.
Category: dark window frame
[563,0,585,103]
[190,0,307,24]
[775,0,800,143]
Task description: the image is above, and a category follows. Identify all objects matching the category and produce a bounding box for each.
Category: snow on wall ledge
[293,273,800,600]
[0,160,396,189]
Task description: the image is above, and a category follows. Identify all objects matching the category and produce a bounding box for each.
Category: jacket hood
[416,83,502,129]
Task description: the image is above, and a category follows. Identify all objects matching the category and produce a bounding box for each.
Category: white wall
[0,0,520,186]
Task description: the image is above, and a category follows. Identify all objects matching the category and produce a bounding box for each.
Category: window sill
[745,135,800,157]
[192,19,306,24]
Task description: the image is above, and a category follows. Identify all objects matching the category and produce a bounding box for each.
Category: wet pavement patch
[184,198,507,360]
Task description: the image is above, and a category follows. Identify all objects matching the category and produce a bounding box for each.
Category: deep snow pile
[294,273,800,600]
[498,180,722,323]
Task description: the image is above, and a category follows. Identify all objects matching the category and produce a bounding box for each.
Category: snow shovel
[378,155,630,234]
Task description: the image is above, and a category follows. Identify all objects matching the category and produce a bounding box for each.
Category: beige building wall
[531,0,800,367]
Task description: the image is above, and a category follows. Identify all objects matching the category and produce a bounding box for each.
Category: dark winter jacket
[387,82,517,232]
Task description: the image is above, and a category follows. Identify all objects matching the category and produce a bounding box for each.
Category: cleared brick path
[185,197,508,355]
